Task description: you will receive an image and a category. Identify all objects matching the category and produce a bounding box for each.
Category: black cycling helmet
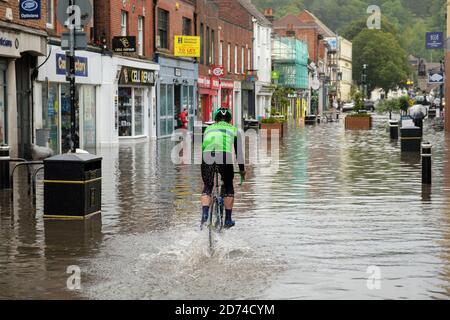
[213,107,232,123]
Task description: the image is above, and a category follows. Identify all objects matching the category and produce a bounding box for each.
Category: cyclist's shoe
[201,212,209,225]
[224,219,235,229]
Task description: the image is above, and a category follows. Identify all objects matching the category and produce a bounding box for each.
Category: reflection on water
[1,114,450,299]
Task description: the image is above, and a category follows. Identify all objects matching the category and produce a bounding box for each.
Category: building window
[158,9,169,49]
[219,41,223,66]
[138,16,144,56]
[227,43,231,72]
[211,30,215,65]
[206,26,210,65]
[200,23,204,64]
[248,48,251,70]
[46,0,54,28]
[121,11,128,36]
[241,46,245,73]
[0,63,7,145]
[234,45,238,74]
[182,17,191,35]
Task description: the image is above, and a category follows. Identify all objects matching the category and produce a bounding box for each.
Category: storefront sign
[245,70,258,82]
[220,80,234,89]
[174,36,201,57]
[0,37,13,48]
[426,32,444,49]
[198,75,211,88]
[112,36,136,52]
[211,65,225,77]
[56,53,88,77]
[20,0,41,20]
[119,67,155,86]
[211,77,220,90]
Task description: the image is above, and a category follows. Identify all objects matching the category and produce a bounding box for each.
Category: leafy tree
[353,29,410,95]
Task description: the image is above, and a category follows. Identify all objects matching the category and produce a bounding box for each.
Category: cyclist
[201,106,245,228]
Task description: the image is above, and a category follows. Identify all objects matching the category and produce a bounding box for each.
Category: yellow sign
[174,36,200,57]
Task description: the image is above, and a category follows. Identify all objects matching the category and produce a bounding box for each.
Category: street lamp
[361,64,368,99]
[440,58,444,112]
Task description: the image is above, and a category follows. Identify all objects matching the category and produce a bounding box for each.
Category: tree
[352,29,410,95]
[340,16,399,42]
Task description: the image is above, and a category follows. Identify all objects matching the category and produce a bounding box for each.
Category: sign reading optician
[119,67,155,86]
[56,53,88,77]
[174,36,200,57]
[20,0,41,20]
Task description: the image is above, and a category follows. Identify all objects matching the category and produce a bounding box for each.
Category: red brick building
[197,0,254,126]
[0,0,48,158]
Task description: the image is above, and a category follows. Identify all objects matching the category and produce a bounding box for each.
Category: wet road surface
[1,114,450,299]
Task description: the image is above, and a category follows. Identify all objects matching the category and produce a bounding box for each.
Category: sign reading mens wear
[112,36,136,52]
[119,67,155,86]
[56,54,88,77]
[174,36,200,58]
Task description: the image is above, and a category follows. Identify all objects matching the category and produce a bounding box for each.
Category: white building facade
[253,16,273,119]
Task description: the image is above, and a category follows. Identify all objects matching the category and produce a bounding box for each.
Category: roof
[238,0,272,27]
[301,10,335,37]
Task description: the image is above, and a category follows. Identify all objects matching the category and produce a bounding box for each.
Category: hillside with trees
[253,0,446,63]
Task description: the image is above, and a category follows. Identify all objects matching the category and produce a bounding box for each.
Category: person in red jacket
[179,108,188,129]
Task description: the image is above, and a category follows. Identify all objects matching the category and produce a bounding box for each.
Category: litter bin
[43,153,102,219]
[0,145,10,190]
[400,126,422,152]
[389,120,399,140]
[428,108,436,119]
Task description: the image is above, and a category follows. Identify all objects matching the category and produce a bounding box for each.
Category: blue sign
[426,32,444,49]
[56,54,89,77]
[428,71,444,84]
[19,0,41,20]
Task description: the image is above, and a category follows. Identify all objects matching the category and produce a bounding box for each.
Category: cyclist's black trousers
[201,161,235,198]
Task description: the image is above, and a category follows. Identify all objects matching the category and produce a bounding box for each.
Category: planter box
[345,116,372,130]
[261,122,285,138]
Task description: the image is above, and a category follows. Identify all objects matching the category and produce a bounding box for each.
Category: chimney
[264,8,274,22]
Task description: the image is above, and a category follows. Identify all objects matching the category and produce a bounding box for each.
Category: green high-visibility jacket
[202,122,237,153]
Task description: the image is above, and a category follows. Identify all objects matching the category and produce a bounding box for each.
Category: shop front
[241,80,256,120]
[35,46,100,154]
[1,26,47,158]
[156,55,197,137]
[117,66,155,140]
[220,79,234,123]
[255,82,273,120]
[198,75,219,123]
[233,81,242,128]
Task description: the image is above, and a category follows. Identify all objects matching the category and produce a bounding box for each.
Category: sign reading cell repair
[56,53,88,77]
[119,67,155,86]
[20,0,41,20]
[174,36,200,58]
[112,36,136,53]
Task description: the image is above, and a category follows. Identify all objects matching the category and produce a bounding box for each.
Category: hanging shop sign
[56,53,88,77]
[19,0,41,20]
[174,36,201,57]
[112,36,136,52]
[426,32,444,49]
[211,65,225,77]
[119,67,155,86]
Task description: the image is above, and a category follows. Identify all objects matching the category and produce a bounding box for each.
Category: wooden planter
[261,122,285,138]
[345,115,372,130]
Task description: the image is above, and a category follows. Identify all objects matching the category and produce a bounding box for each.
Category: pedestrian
[179,108,188,130]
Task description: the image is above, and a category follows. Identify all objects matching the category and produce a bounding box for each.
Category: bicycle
[200,166,245,251]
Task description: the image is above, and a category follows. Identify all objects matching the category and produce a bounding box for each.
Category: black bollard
[389,120,399,140]
[0,145,10,190]
[421,142,432,185]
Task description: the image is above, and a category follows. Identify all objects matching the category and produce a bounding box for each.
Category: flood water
[2,114,450,299]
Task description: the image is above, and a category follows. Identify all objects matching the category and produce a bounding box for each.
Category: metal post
[0,145,10,190]
[445,1,450,131]
[68,0,77,153]
[421,142,432,185]
[440,59,444,113]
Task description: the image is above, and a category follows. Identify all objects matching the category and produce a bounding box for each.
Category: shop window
[0,66,7,144]
[158,9,169,49]
[206,26,210,65]
[227,43,231,72]
[200,23,204,64]
[241,46,245,74]
[234,45,238,74]
[41,82,59,153]
[80,86,96,150]
[134,88,144,136]
[211,30,215,65]
[119,87,132,136]
[219,41,223,66]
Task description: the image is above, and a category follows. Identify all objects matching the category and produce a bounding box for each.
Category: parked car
[363,99,375,112]
[342,101,354,112]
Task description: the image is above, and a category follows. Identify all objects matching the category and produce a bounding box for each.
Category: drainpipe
[153,0,158,60]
